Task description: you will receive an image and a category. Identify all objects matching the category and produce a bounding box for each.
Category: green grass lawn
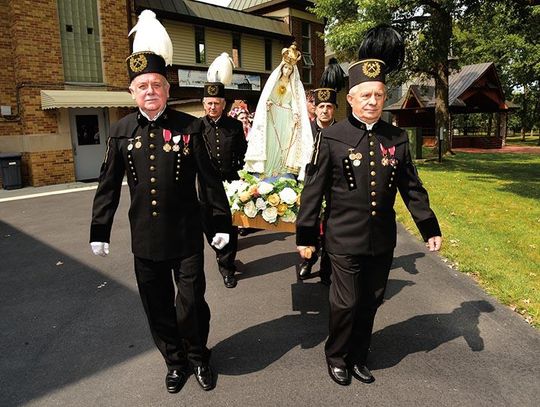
[395,152,540,327]
[505,134,540,147]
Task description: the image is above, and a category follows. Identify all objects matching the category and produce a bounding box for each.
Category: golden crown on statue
[281,43,302,65]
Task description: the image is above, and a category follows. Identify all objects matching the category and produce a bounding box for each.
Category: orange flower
[248,184,259,197]
[239,191,252,203]
[277,203,288,215]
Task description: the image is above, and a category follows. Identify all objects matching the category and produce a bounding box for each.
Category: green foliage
[396,153,540,327]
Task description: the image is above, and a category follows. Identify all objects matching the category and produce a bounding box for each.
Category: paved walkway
[454,145,540,154]
[1,183,538,406]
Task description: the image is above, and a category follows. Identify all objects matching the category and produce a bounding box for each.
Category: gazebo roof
[385,62,511,113]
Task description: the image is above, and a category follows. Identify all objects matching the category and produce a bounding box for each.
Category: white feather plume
[128,10,173,66]
[207,53,235,85]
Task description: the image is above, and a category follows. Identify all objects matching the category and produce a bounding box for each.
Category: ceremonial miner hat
[126,10,173,82]
[204,53,235,98]
[348,25,405,89]
[313,58,345,106]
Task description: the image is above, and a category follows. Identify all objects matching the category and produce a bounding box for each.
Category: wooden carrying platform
[232,212,295,233]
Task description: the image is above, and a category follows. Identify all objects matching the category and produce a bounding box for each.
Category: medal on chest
[162,129,172,152]
[172,135,181,152]
[134,136,142,149]
[127,138,134,151]
[348,148,362,167]
[182,134,191,156]
[380,145,398,167]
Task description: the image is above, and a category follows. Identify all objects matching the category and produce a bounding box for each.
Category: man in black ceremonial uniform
[199,81,247,288]
[90,11,229,394]
[297,86,338,285]
[296,26,442,386]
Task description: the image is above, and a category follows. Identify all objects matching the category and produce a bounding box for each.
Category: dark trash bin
[0,152,23,190]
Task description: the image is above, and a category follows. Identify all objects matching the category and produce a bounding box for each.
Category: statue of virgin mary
[243,43,313,180]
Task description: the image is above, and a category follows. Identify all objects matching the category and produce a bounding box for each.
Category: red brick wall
[21,150,75,187]
[100,0,132,89]
[290,17,325,89]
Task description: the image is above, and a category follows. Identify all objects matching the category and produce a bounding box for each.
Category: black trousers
[134,253,210,370]
[325,251,394,368]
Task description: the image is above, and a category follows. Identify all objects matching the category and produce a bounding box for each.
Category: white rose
[243,201,258,218]
[255,197,267,210]
[231,202,240,211]
[281,209,297,223]
[279,187,298,205]
[262,206,278,223]
[257,181,274,195]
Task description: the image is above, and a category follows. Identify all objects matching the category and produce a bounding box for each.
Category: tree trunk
[432,9,451,159]
[521,127,525,141]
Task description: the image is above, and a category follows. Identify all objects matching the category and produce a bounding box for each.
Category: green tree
[454,2,540,144]
[312,0,539,151]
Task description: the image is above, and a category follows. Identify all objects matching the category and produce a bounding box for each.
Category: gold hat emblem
[317,89,331,102]
[129,53,148,73]
[206,85,218,96]
[362,60,381,78]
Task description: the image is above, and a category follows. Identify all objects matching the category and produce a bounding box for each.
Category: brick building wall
[290,17,324,90]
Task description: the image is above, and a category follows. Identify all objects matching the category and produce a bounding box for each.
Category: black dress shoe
[351,364,375,383]
[165,369,187,393]
[223,274,237,288]
[327,364,351,386]
[298,261,313,280]
[194,365,214,391]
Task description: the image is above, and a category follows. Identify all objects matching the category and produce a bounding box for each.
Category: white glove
[211,233,230,250]
[91,242,110,257]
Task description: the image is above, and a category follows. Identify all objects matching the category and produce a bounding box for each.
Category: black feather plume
[320,58,346,92]
[358,25,405,74]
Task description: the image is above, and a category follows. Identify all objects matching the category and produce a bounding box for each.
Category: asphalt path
[0,186,538,406]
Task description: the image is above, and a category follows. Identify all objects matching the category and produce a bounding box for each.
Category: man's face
[347,81,386,123]
[316,103,335,125]
[203,97,226,119]
[129,73,169,116]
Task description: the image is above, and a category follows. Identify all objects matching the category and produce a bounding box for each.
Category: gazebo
[385,62,516,149]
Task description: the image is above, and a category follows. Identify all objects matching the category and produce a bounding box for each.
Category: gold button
[151,200,157,206]
[371,181,376,186]
[392,171,395,175]
[151,177,156,183]
[346,165,350,169]
[390,177,394,181]
[216,146,220,150]
[216,138,220,143]
[152,211,158,217]
[370,161,375,167]
[128,160,133,164]
[371,211,376,216]
[175,177,179,181]
[176,164,180,169]
[149,144,155,149]
[149,133,156,138]
[150,154,155,160]
[371,171,376,176]
[134,177,137,181]
[217,153,220,157]
[369,151,374,156]
[344,159,349,163]
[150,165,155,171]
[349,177,353,181]
[371,201,377,206]
[370,141,374,146]
[350,183,354,188]
[389,184,392,187]
[150,189,156,195]
[371,191,376,196]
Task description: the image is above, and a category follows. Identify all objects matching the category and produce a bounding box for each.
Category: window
[57,0,103,83]
[301,21,312,85]
[264,39,272,71]
[232,33,241,68]
[195,26,206,64]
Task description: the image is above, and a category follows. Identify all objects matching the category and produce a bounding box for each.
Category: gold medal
[381,156,389,166]
[353,159,361,167]
[163,143,172,152]
[127,143,133,151]
[172,144,180,152]
[134,141,142,149]
[183,146,190,156]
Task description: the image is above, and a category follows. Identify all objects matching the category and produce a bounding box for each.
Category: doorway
[70,108,108,180]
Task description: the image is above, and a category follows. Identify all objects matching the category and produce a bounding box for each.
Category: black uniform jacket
[296,116,441,256]
[90,107,231,261]
[200,115,247,182]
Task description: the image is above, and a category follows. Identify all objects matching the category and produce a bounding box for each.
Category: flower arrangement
[224,170,303,226]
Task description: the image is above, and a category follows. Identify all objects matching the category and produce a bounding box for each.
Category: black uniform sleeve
[90,136,125,243]
[192,132,232,234]
[296,137,331,246]
[233,120,248,171]
[397,142,441,241]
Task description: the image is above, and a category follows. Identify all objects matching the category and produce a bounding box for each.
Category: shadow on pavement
[369,300,495,370]
[237,231,293,251]
[236,251,299,280]
[0,220,153,406]
[211,281,329,375]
